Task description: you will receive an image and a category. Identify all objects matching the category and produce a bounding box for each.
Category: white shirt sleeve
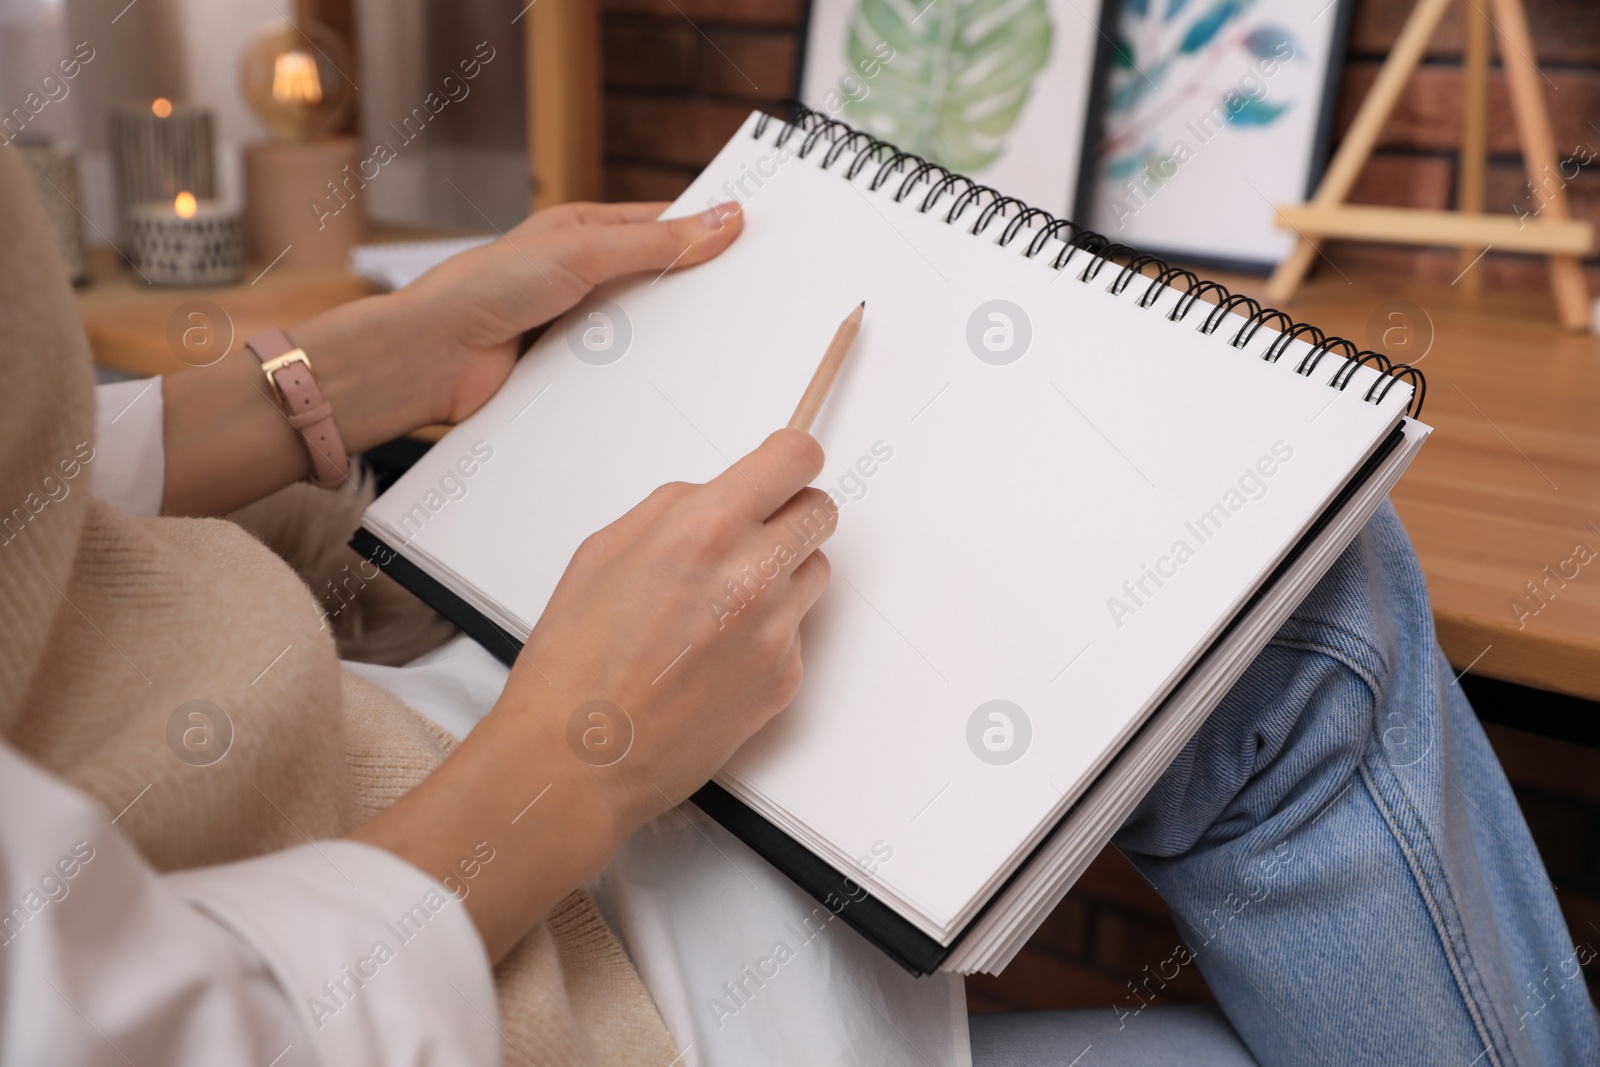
[0,741,500,1067]
[90,378,165,516]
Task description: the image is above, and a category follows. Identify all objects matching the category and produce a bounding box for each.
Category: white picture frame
[797,0,1115,219]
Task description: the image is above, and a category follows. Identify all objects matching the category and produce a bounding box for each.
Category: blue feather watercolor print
[1099,0,1302,209]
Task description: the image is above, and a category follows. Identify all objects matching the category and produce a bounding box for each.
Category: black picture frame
[1079,0,1359,276]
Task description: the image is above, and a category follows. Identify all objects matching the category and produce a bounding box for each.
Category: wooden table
[80,254,1600,703]
[1219,269,1600,705]
[78,233,395,376]
[78,233,452,442]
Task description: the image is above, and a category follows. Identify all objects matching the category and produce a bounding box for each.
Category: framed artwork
[1083,0,1358,273]
[797,0,1118,219]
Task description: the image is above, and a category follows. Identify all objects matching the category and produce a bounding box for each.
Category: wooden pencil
[788,301,865,432]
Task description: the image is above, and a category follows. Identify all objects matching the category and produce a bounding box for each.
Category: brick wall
[598,0,1600,291]
[1482,723,1600,993]
[601,0,803,203]
[1338,0,1600,291]
[597,0,1600,1021]
[964,844,1216,1016]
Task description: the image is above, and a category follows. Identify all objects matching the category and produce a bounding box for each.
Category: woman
[1,144,1593,1066]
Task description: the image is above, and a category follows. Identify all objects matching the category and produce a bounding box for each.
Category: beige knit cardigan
[0,144,677,1066]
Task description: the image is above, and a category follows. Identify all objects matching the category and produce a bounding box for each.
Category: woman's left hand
[161,199,742,516]
[369,200,743,428]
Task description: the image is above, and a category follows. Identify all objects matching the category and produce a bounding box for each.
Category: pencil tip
[858,300,866,308]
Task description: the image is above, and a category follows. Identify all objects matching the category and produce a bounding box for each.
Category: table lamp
[240,19,363,268]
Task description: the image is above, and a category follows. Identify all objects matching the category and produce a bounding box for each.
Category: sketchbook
[355,105,1430,976]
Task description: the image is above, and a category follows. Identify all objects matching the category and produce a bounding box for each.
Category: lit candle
[127,191,243,286]
[110,99,217,239]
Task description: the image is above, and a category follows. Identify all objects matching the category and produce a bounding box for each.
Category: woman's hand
[509,428,835,826]
[348,430,836,961]
[379,201,744,426]
[160,200,742,516]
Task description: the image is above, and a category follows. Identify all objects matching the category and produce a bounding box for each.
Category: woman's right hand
[505,427,837,829]
[347,429,837,961]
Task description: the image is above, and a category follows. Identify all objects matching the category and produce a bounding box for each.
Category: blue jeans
[972,502,1600,1066]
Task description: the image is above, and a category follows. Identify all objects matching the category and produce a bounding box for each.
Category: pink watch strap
[245,328,351,490]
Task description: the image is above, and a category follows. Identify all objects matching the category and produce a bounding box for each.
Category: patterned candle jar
[127,192,243,286]
[111,99,217,239]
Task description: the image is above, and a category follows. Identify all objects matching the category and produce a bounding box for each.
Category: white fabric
[347,641,973,1067]
[166,839,500,1066]
[89,379,164,516]
[0,741,499,1067]
[595,806,973,1067]
[85,382,971,1067]
[0,384,499,1067]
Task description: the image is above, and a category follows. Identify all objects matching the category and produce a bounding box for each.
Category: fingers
[549,202,744,286]
[706,429,826,520]
[789,550,830,617]
[763,487,837,569]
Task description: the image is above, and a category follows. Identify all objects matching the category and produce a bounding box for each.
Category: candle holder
[127,192,243,286]
[110,98,217,240]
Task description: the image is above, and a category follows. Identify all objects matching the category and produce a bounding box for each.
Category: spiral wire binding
[753,102,1427,418]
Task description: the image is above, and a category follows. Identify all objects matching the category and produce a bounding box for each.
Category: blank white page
[366,112,1413,938]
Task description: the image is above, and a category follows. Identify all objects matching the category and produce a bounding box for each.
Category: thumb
[551,201,744,285]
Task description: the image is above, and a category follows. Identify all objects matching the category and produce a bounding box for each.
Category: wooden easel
[1265,0,1594,330]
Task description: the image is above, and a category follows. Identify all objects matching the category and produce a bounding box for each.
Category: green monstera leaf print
[842,0,1054,173]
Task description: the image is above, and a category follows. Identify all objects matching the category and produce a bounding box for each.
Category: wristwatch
[244,328,351,489]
